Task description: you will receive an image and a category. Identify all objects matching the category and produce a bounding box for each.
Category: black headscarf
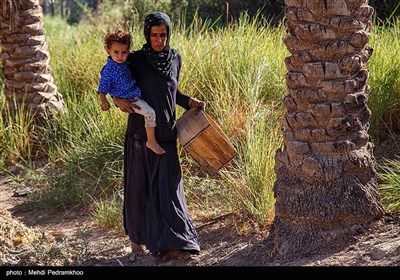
[142,11,177,79]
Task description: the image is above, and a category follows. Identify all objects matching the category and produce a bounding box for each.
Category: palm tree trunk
[60,0,64,19]
[273,0,384,259]
[0,0,64,119]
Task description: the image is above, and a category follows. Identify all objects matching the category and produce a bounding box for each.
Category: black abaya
[122,50,200,255]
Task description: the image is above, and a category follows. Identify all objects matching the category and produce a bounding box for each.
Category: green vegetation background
[1,2,400,231]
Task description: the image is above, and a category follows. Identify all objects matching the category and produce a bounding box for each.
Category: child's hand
[101,101,111,111]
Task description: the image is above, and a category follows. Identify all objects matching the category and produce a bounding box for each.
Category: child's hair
[104,29,132,49]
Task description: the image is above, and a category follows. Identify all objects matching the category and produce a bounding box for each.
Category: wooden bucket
[176,108,237,175]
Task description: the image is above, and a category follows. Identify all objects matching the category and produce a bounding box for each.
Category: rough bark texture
[272,0,384,259]
[0,0,64,119]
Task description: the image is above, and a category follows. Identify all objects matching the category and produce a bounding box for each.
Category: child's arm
[99,92,111,111]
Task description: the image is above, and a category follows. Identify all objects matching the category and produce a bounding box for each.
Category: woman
[113,11,205,261]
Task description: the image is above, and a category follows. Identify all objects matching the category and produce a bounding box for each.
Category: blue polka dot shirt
[97,57,141,98]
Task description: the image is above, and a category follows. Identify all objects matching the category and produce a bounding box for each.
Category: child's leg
[145,127,165,154]
[132,98,165,155]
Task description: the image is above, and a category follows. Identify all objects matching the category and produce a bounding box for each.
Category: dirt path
[1,174,400,268]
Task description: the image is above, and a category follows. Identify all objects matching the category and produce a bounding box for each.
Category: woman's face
[149,24,168,52]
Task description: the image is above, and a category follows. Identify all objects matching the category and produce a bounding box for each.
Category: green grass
[91,190,124,232]
[25,92,126,209]
[2,13,400,231]
[368,19,400,211]
[0,96,36,169]
[368,18,400,142]
[378,158,400,212]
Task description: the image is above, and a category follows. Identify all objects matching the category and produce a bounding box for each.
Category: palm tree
[0,0,64,119]
[273,0,384,258]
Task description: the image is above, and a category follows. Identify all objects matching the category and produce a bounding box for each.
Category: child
[97,29,165,155]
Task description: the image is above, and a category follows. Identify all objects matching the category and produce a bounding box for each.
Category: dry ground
[1,174,400,271]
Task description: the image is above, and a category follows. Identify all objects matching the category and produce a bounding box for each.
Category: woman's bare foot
[159,249,191,261]
[129,241,144,262]
[131,241,144,252]
[146,141,166,155]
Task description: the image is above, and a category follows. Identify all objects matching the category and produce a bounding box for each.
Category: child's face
[107,42,129,64]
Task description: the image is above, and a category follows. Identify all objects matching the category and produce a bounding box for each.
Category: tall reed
[0,96,35,169]
[175,14,287,226]
[368,18,400,142]
[378,158,400,212]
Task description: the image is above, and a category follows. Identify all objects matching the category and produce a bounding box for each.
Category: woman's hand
[188,98,205,113]
[113,97,141,114]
